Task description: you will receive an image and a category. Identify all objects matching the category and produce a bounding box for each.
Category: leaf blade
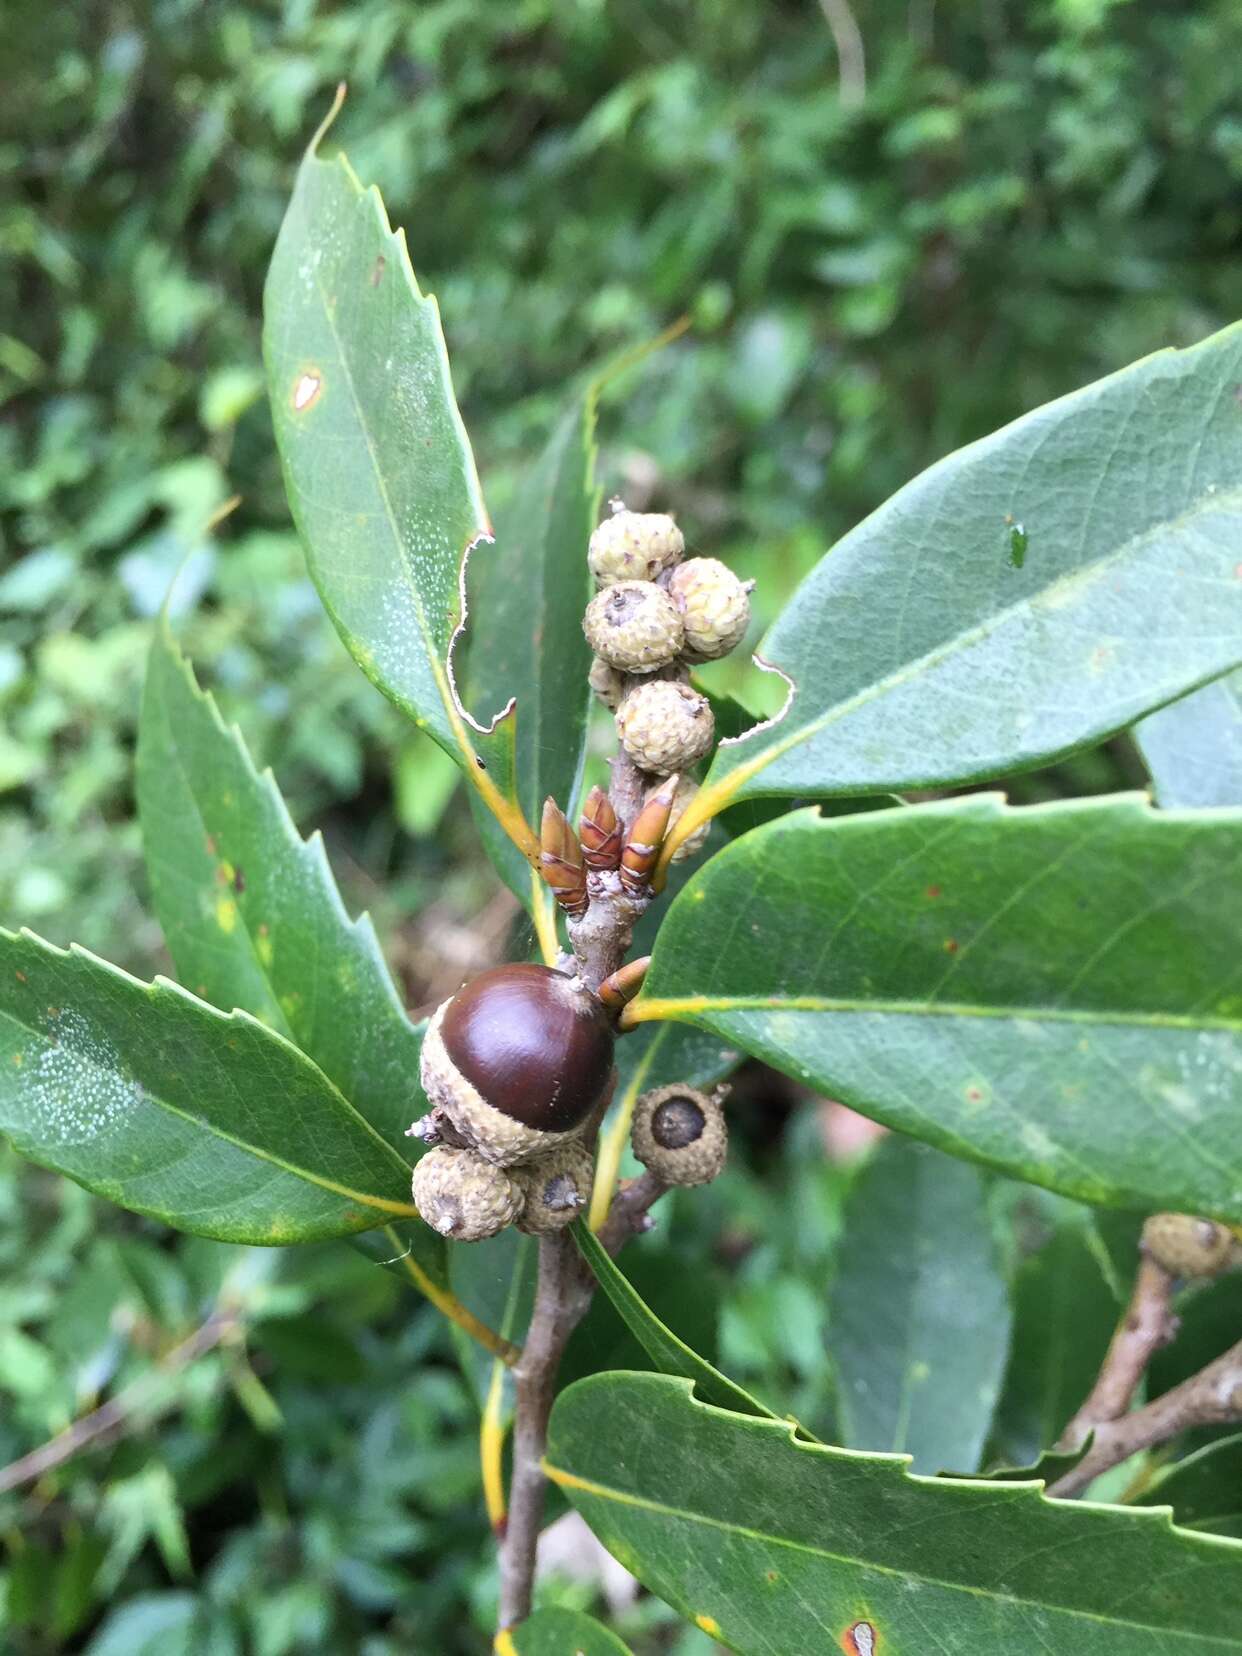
[0,928,417,1243]
[548,1372,1242,1654]
[635,794,1242,1218]
[1137,670,1242,809]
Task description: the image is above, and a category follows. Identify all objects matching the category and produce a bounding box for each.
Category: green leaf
[0,928,417,1243]
[830,1138,1011,1473]
[137,621,424,1146]
[262,95,537,868]
[1135,1434,1242,1538]
[632,794,1242,1218]
[503,1607,633,1655]
[547,1371,1242,1654]
[991,1214,1120,1470]
[462,386,598,916]
[673,324,1242,845]
[1137,670,1242,808]
[572,1221,780,1421]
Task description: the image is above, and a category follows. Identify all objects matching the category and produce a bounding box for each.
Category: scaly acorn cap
[420,964,615,1168]
[588,507,685,587]
[1142,1212,1236,1278]
[616,678,714,775]
[631,1084,728,1187]
[513,1139,596,1234]
[667,556,751,660]
[584,580,684,675]
[411,1146,524,1242]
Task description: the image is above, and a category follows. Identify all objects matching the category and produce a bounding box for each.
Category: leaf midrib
[635,993,1242,1034]
[545,1461,1242,1648]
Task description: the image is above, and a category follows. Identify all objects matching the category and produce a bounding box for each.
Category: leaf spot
[925,884,941,899]
[842,1624,877,1656]
[14,969,26,983]
[216,896,238,934]
[943,938,959,953]
[370,254,386,286]
[694,1614,722,1637]
[232,865,246,895]
[291,370,323,412]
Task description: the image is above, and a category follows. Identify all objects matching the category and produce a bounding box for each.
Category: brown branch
[496,1172,670,1630]
[1056,1256,1178,1456]
[1050,1336,1242,1499]
[0,1309,238,1496]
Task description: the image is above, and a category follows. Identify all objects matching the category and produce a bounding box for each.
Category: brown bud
[579,786,623,872]
[540,797,588,919]
[598,956,651,1019]
[620,775,678,897]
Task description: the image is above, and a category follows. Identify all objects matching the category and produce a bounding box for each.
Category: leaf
[990,1214,1120,1470]
[829,1137,1011,1473]
[500,1606,633,1655]
[668,324,1242,851]
[631,794,1242,1219]
[547,1371,1242,1654]
[262,94,537,867]
[0,928,417,1244]
[462,386,598,918]
[1137,670,1242,808]
[572,1221,779,1420]
[137,621,424,1146]
[1135,1434,1242,1538]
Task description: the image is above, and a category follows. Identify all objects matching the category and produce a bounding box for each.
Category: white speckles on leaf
[29,1007,139,1147]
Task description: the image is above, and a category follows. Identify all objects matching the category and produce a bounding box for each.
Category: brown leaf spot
[370,254,386,286]
[232,866,246,895]
[925,884,941,899]
[841,1623,877,1656]
[205,834,217,855]
[943,938,959,953]
[14,970,25,983]
[291,370,323,412]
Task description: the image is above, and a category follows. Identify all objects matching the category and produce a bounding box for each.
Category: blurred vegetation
[2,0,1241,1648]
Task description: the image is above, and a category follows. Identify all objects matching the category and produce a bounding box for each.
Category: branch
[1056,1256,1178,1454]
[817,0,866,109]
[0,1308,238,1496]
[1050,1337,1242,1498]
[496,1171,669,1629]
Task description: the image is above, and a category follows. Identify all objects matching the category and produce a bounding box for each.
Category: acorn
[419,964,615,1168]
[411,1146,524,1242]
[588,655,626,710]
[1142,1213,1235,1278]
[631,1084,727,1186]
[513,1140,596,1235]
[588,508,684,587]
[584,581,684,675]
[616,679,714,775]
[667,557,751,660]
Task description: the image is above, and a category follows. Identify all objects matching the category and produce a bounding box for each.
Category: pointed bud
[598,956,652,1020]
[540,797,589,919]
[579,786,623,871]
[620,775,678,897]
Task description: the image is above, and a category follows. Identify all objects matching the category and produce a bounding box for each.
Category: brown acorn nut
[1142,1212,1236,1278]
[584,581,684,675]
[667,557,751,661]
[420,964,615,1168]
[411,1146,524,1242]
[631,1085,727,1186]
[513,1139,596,1234]
[616,679,714,775]
[588,509,684,587]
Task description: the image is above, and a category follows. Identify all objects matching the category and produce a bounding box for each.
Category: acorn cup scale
[418,963,616,1169]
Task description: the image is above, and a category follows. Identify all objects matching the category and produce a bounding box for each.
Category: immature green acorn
[631,1084,727,1186]
[419,963,615,1168]
[513,1140,596,1234]
[584,581,684,674]
[616,678,714,775]
[667,557,751,660]
[411,1146,524,1242]
[588,507,684,587]
[1142,1212,1236,1278]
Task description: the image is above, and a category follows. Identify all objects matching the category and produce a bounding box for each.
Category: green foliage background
[2,1,1241,1650]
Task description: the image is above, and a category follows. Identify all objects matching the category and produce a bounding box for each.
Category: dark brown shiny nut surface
[440,963,614,1133]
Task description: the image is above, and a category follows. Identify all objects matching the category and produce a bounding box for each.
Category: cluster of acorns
[408,962,728,1241]
[583,506,751,788]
